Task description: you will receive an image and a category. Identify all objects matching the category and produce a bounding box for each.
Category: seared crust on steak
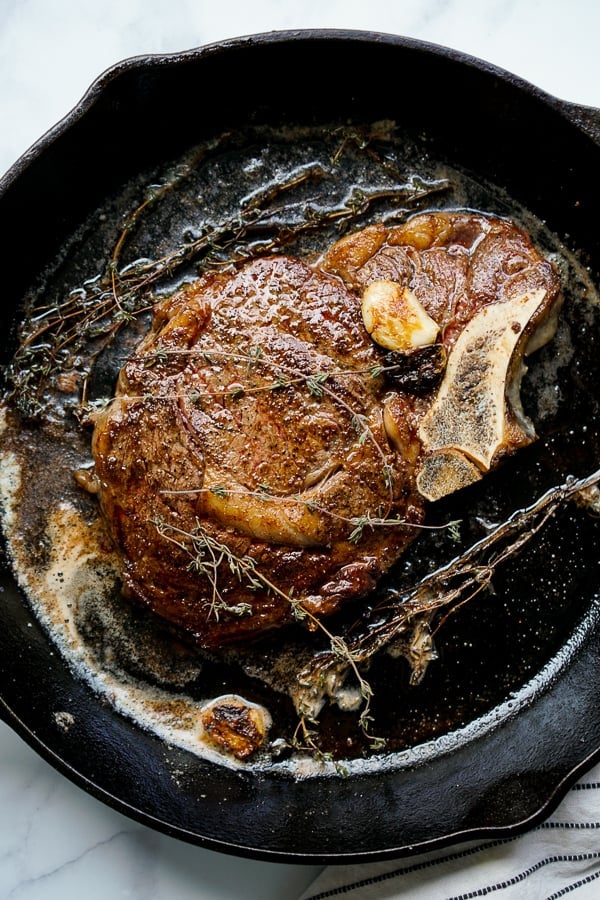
[87,211,561,649]
[90,255,425,647]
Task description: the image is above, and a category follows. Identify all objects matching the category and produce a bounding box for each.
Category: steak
[85,212,561,649]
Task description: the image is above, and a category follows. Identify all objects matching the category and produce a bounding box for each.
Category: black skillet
[1,29,600,863]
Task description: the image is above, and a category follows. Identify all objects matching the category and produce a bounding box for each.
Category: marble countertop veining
[2,2,600,899]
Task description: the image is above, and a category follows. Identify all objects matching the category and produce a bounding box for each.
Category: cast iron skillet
[1,30,600,863]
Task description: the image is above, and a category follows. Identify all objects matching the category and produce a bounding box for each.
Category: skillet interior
[1,30,600,862]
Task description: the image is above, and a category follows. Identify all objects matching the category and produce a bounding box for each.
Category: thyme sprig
[129,346,393,390]
[77,355,399,424]
[8,164,327,416]
[295,467,600,717]
[150,514,384,746]
[160,483,459,545]
[151,517,257,621]
[9,124,449,418]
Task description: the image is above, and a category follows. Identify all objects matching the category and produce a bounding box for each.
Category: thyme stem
[298,467,600,700]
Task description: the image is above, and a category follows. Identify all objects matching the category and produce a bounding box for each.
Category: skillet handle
[556,99,600,145]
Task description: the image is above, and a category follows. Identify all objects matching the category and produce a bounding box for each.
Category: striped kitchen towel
[299,760,600,900]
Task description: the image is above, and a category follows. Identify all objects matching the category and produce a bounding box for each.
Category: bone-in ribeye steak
[88,212,561,649]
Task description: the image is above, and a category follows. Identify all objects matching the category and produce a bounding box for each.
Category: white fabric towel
[300,760,600,900]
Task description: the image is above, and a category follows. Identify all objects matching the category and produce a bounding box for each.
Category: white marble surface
[1,2,600,898]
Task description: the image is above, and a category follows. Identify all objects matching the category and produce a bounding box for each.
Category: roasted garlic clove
[199,694,271,760]
[361,279,440,352]
[416,288,554,501]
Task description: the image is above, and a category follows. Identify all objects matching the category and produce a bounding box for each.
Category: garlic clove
[361,279,440,352]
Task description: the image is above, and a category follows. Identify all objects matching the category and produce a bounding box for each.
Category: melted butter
[0,449,273,771]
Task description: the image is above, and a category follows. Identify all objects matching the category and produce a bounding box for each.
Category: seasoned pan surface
[1,30,599,862]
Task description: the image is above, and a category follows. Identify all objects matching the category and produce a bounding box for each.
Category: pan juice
[1,122,600,775]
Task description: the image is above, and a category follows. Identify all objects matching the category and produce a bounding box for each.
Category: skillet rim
[3,26,600,194]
